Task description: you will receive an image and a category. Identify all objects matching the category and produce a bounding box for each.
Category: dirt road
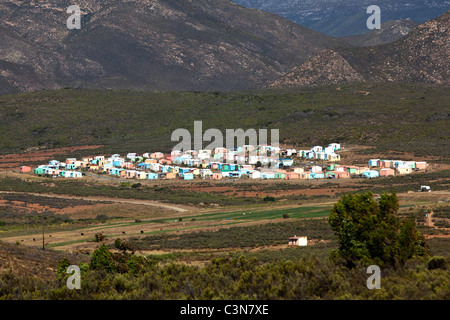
[0,191,191,213]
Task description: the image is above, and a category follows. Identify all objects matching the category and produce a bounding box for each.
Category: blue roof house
[146,172,159,180]
[363,170,380,179]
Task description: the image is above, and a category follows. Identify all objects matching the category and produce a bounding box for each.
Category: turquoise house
[261,172,276,179]
[146,173,159,180]
[309,172,325,179]
[362,170,379,178]
[182,173,194,180]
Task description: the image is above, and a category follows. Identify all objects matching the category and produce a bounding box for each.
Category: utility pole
[42,209,45,250]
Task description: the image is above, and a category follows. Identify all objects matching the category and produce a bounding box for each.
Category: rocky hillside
[270,11,449,88]
[234,0,449,37]
[270,50,365,88]
[0,0,342,93]
[342,19,420,47]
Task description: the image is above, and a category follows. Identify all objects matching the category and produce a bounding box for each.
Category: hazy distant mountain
[0,0,343,94]
[342,19,420,46]
[270,11,449,88]
[233,0,450,37]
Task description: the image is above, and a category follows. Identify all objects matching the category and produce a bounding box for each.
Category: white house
[328,143,341,151]
[249,170,261,179]
[288,236,307,247]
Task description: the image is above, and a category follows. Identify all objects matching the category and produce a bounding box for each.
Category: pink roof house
[379,160,393,168]
[159,159,172,165]
[335,171,350,179]
[20,166,32,173]
[380,168,395,177]
[415,162,428,170]
[285,172,300,180]
[151,152,165,159]
[212,172,223,180]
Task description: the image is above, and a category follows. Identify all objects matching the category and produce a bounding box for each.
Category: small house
[328,143,341,151]
[309,172,324,179]
[327,153,341,162]
[279,158,294,167]
[146,172,159,180]
[293,167,305,174]
[362,170,379,179]
[274,172,285,179]
[261,172,276,179]
[125,170,137,179]
[165,172,177,179]
[65,158,77,164]
[285,172,300,180]
[151,152,165,159]
[249,170,261,179]
[397,165,412,175]
[379,168,395,177]
[20,166,32,173]
[325,171,336,179]
[200,169,213,178]
[335,171,350,179]
[315,152,327,160]
[288,235,307,247]
[135,171,147,180]
[298,172,309,179]
[182,173,194,180]
[368,159,380,167]
[311,166,322,173]
[212,172,223,180]
[145,158,157,164]
[379,160,393,168]
[415,162,428,170]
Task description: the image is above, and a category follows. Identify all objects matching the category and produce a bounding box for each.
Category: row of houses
[368,159,428,172]
[30,165,83,178]
[24,143,342,179]
[24,142,427,181]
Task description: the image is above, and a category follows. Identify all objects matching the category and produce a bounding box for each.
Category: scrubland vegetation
[1,191,448,300]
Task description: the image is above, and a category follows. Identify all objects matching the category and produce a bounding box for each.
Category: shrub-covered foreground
[0,250,448,300]
[0,191,448,300]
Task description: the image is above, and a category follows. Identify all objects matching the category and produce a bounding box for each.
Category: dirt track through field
[0,191,190,213]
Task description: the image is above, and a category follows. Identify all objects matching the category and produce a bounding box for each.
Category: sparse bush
[427,256,448,270]
[95,233,105,242]
[95,214,109,223]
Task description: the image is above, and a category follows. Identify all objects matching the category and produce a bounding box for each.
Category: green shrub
[427,256,448,270]
[90,244,116,273]
[329,192,430,268]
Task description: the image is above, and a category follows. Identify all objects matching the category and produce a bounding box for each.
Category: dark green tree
[90,243,117,273]
[329,192,429,268]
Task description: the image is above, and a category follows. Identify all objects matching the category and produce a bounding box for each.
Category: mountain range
[342,19,420,47]
[234,0,450,37]
[0,0,448,94]
[0,0,342,93]
[270,12,449,88]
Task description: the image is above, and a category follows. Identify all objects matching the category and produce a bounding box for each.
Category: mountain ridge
[270,11,449,89]
[0,0,343,94]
